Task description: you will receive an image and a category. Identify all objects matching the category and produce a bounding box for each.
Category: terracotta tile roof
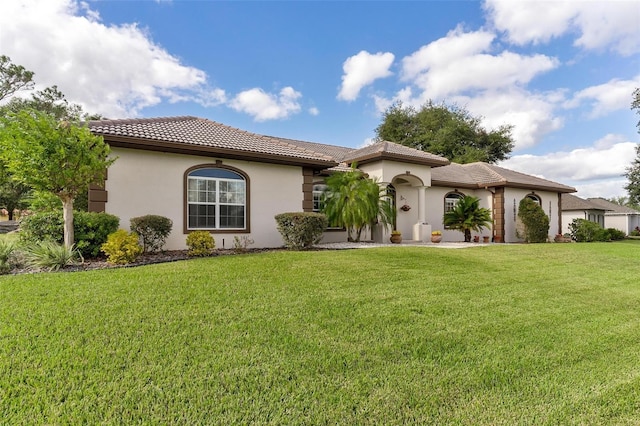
[561,194,605,211]
[432,162,576,193]
[89,116,337,167]
[341,141,450,167]
[272,137,354,162]
[586,197,640,214]
[89,116,576,194]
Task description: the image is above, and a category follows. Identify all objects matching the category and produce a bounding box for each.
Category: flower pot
[431,235,442,243]
[494,236,502,243]
[473,236,480,243]
[483,236,490,243]
[390,234,402,244]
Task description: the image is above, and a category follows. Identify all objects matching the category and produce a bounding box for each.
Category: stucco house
[560,194,608,235]
[561,196,640,236]
[87,116,576,249]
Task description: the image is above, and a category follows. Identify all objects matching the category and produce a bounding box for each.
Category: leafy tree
[0,162,30,220]
[517,198,549,243]
[0,57,100,217]
[1,85,100,122]
[624,144,640,206]
[633,88,639,132]
[627,89,640,205]
[0,109,115,248]
[443,195,492,242]
[0,55,34,102]
[321,166,395,242]
[375,101,515,164]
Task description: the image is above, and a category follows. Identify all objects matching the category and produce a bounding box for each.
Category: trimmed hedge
[186,231,215,257]
[19,211,119,257]
[101,230,143,265]
[517,198,549,243]
[275,212,328,250]
[130,215,173,253]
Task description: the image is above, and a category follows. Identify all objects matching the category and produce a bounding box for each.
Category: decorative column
[413,186,431,242]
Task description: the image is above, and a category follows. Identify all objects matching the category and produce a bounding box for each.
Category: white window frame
[187,170,246,231]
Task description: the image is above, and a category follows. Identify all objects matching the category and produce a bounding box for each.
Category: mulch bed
[5,246,335,275]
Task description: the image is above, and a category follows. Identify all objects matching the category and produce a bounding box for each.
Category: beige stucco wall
[105,148,307,249]
[561,212,585,235]
[424,187,493,242]
[505,189,561,242]
[604,215,629,234]
[359,160,430,186]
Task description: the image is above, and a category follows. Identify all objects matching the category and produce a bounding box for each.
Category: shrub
[569,219,608,242]
[517,198,549,243]
[233,235,254,253]
[74,212,120,257]
[0,239,17,274]
[101,230,143,265]
[130,215,173,253]
[606,228,626,241]
[186,231,215,257]
[630,226,640,237]
[22,241,82,272]
[19,211,119,257]
[275,212,328,250]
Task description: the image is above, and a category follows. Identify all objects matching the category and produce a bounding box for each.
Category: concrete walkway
[317,241,495,250]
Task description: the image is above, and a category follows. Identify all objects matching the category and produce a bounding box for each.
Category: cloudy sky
[1,0,639,198]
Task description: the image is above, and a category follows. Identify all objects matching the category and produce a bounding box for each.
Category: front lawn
[1,242,640,424]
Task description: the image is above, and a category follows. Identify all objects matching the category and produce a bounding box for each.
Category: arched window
[444,191,464,212]
[525,193,541,205]
[185,165,247,230]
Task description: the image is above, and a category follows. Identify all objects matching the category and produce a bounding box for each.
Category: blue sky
[1,0,639,198]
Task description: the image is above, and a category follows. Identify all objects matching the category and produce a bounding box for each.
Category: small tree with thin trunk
[442,195,492,242]
[321,165,395,242]
[0,109,115,248]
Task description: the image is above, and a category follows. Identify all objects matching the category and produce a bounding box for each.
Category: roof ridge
[89,116,198,126]
[270,137,336,162]
[460,162,506,184]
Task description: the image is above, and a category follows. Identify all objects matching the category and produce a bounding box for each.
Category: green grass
[1,242,640,424]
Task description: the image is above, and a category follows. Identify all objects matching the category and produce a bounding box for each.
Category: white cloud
[402,27,496,81]
[337,51,394,101]
[230,87,302,121]
[371,28,563,150]
[565,75,640,118]
[484,0,640,55]
[453,89,565,150]
[0,0,219,118]
[308,107,320,116]
[399,27,558,99]
[500,136,636,197]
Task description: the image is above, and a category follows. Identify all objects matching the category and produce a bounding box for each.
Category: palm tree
[443,195,492,242]
[322,165,395,242]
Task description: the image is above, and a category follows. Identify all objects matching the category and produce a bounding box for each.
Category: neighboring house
[88,116,576,249]
[586,197,640,235]
[560,194,608,235]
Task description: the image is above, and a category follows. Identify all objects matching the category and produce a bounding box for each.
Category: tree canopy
[0,55,34,102]
[321,166,395,242]
[375,101,515,164]
[625,89,640,206]
[0,110,115,247]
[0,56,103,220]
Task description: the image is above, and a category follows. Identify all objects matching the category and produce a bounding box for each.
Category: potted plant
[473,235,480,243]
[483,235,490,243]
[431,230,442,243]
[390,230,402,244]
